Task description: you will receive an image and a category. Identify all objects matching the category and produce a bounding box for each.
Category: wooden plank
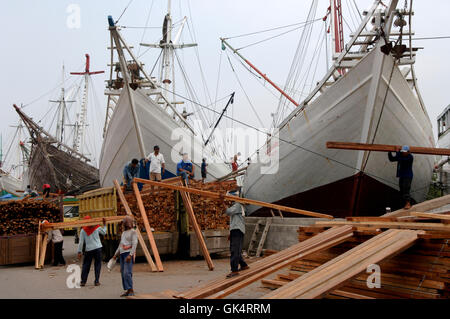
[411,212,450,221]
[114,179,157,272]
[326,141,450,156]
[384,194,450,218]
[264,229,422,299]
[316,220,450,232]
[35,230,41,270]
[41,216,124,231]
[175,226,353,299]
[134,178,333,219]
[330,290,375,299]
[179,184,214,271]
[132,182,164,272]
[38,233,48,269]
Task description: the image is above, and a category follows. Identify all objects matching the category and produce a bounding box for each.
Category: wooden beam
[179,183,215,271]
[383,194,450,218]
[326,141,450,156]
[35,224,41,270]
[40,216,124,231]
[132,182,164,272]
[39,233,49,269]
[113,179,157,272]
[134,178,333,219]
[410,212,450,221]
[315,220,450,232]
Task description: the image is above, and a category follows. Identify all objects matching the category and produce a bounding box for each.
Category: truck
[76,186,229,260]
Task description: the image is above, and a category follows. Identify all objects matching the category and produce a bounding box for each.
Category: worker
[123,159,140,190]
[224,199,249,278]
[113,216,138,297]
[146,145,165,181]
[30,186,39,198]
[201,158,208,183]
[47,228,65,266]
[388,145,414,209]
[24,185,32,196]
[77,216,107,287]
[43,184,51,198]
[177,153,195,183]
[231,154,238,172]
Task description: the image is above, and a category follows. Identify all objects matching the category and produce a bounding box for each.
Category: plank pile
[116,180,237,232]
[261,220,450,299]
[173,226,354,299]
[0,200,61,236]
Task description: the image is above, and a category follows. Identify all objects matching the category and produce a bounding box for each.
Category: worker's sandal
[226,272,239,278]
[240,266,250,271]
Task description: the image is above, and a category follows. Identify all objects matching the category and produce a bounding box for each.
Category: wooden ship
[12,55,103,194]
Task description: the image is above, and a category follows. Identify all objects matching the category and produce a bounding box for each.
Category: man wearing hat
[388,146,414,209]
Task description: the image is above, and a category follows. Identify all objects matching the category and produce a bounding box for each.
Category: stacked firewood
[0,200,61,236]
[119,189,178,232]
[117,180,237,232]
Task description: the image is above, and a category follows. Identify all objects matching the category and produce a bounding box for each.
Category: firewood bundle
[117,180,237,232]
[0,200,61,236]
[119,189,177,232]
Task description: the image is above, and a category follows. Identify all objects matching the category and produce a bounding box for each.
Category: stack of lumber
[261,217,450,299]
[0,200,61,236]
[173,226,354,299]
[117,180,237,232]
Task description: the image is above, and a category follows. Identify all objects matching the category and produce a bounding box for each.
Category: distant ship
[100,2,229,187]
[241,0,435,217]
[13,55,102,194]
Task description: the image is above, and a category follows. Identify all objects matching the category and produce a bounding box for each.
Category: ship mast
[330,0,345,74]
[140,0,197,106]
[70,54,104,156]
[50,66,75,144]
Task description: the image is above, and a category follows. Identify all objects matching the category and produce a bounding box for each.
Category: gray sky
[1,0,450,168]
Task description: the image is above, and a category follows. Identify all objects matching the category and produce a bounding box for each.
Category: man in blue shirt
[123,159,140,190]
[177,153,195,183]
[388,145,414,209]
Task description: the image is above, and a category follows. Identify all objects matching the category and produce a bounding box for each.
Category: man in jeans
[225,201,249,278]
[388,145,414,209]
[47,228,65,266]
[77,216,107,286]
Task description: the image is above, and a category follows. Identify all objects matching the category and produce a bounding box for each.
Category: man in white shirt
[146,145,165,181]
[47,228,65,266]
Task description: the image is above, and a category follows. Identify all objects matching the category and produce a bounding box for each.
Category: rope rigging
[157,85,417,191]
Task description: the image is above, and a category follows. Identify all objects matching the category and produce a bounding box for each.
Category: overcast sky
[1,0,450,168]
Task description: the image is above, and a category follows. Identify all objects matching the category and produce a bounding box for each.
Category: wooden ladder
[248,218,272,257]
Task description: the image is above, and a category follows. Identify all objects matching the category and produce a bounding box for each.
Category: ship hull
[28,142,99,193]
[0,172,22,196]
[244,47,435,217]
[99,88,230,187]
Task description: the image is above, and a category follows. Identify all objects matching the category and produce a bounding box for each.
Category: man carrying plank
[388,146,414,210]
